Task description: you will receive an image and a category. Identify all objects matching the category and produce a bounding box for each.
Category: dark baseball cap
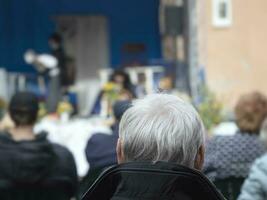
[9,92,39,112]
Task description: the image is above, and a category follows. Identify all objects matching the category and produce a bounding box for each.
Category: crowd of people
[1,70,267,199]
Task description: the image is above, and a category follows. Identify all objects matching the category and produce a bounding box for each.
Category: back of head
[119,93,205,168]
[110,70,132,89]
[235,91,267,134]
[49,32,62,44]
[113,100,132,121]
[9,92,39,126]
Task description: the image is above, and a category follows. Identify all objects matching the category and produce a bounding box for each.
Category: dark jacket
[0,131,78,199]
[82,162,226,200]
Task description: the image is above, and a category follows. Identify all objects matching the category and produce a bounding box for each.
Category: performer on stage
[49,33,69,90]
[24,33,67,113]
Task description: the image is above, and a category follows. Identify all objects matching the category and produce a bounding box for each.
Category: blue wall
[0,0,162,72]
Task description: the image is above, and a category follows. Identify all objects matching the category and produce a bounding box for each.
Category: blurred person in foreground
[204,92,267,181]
[82,94,226,200]
[0,92,77,200]
[238,118,267,200]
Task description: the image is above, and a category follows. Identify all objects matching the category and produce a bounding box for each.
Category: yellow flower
[103,82,117,92]
[57,101,73,115]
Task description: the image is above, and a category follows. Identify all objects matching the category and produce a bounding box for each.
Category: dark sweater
[0,131,78,199]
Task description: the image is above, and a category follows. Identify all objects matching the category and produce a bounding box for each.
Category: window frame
[212,0,233,28]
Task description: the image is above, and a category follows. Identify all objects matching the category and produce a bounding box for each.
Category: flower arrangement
[57,101,74,115]
[100,82,123,118]
[103,82,121,101]
[38,102,47,119]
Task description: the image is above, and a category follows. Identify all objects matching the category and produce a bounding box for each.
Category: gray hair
[119,93,205,168]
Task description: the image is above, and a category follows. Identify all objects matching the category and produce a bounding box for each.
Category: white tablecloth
[35,117,112,177]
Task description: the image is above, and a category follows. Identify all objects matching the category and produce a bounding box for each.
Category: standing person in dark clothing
[47,33,66,113]
[49,33,69,88]
[24,33,69,113]
[0,92,78,200]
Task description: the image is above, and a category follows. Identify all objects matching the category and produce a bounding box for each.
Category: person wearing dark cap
[0,92,78,200]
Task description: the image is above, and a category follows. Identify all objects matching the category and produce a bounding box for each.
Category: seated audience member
[0,92,78,200]
[79,100,131,197]
[238,118,267,200]
[110,70,136,97]
[91,70,135,115]
[86,100,131,170]
[117,94,205,167]
[88,94,225,199]
[204,92,267,181]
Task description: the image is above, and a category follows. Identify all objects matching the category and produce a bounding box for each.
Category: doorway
[55,15,110,114]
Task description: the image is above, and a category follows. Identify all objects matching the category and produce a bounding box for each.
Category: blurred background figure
[46,33,65,113]
[49,33,76,92]
[91,70,135,116]
[0,92,78,200]
[24,33,75,114]
[80,100,131,196]
[86,100,131,169]
[203,91,267,200]
[109,70,136,98]
[238,118,267,200]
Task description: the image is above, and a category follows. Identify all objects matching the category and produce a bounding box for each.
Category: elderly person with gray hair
[82,93,226,200]
[116,93,205,169]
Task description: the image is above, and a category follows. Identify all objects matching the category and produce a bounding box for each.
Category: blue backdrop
[0,0,162,73]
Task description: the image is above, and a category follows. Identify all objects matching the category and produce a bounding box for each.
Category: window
[213,0,232,28]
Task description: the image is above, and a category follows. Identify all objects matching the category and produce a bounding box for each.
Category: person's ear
[194,145,205,170]
[116,138,124,164]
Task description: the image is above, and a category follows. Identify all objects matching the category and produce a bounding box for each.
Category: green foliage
[197,87,223,131]
[0,98,6,120]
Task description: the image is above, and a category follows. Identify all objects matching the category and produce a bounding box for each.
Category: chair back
[82,162,226,200]
[214,177,245,200]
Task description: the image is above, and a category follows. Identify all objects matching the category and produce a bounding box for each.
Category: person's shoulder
[86,132,115,153]
[49,143,75,166]
[90,133,111,142]
[50,143,73,157]
[207,134,231,145]
[254,154,267,168]
[49,143,77,175]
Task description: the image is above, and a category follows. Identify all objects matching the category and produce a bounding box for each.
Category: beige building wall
[201,0,267,107]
